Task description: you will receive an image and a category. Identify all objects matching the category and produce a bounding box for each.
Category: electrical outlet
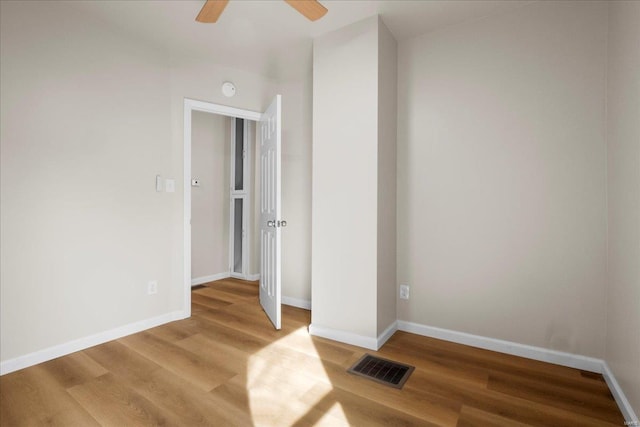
[399,284,410,300]
[148,280,158,295]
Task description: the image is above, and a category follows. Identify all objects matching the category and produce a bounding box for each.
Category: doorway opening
[183,97,283,329]
[184,100,261,319]
[189,114,256,282]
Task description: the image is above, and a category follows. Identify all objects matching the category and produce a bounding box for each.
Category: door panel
[259,95,282,330]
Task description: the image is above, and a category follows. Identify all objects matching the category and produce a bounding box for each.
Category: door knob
[278,220,287,227]
[267,220,276,227]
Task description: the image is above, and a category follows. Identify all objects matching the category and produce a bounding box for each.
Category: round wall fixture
[221,81,236,98]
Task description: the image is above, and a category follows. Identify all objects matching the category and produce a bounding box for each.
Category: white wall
[278,76,313,303]
[0,1,177,361]
[312,16,398,343]
[0,0,315,368]
[377,19,398,335]
[606,0,640,414]
[397,1,608,358]
[191,112,230,280]
[312,16,380,339]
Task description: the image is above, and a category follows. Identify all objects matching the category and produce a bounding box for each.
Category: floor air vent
[347,354,415,389]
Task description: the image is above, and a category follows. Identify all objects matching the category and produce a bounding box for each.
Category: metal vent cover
[347,354,415,389]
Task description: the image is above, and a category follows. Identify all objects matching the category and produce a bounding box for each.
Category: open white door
[259,95,283,330]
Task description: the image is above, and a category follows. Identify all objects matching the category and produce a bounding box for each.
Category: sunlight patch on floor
[324,401,349,424]
[245,325,343,426]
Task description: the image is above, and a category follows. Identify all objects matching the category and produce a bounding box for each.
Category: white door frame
[183,98,261,317]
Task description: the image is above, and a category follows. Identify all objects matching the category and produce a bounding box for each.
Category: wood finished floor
[0,278,625,426]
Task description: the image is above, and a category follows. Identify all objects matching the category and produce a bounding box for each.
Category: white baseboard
[397,320,603,372]
[396,320,638,423]
[247,273,260,281]
[377,321,398,349]
[282,296,311,310]
[602,362,639,423]
[191,272,230,286]
[308,324,378,350]
[308,322,398,351]
[0,310,186,376]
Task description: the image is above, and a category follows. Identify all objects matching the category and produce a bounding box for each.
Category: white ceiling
[72,0,533,81]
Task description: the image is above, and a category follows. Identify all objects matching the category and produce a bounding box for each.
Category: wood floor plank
[86,339,236,425]
[123,365,247,426]
[286,396,353,427]
[174,332,250,374]
[299,382,440,427]
[67,373,172,426]
[207,380,256,425]
[231,353,320,399]
[194,286,254,304]
[208,369,332,427]
[224,368,332,427]
[38,351,108,389]
[487,370,623,423]
[386,331,589,382]
[405,368,621,427]
[191,292,234,311]
[457,405,532,427]
[119,330,237,391]
[191,314,272,354]
[84,340,161,382]
[308,339,356,366]
[0,278,625,426]
[204,278,259,297]
[83,342,234,425]
[196,302,292,342]
[0,367,100,426]
[145,316,203,343]
[376,344,489,389]
[282,304,312,324]
[277,327,356,366]
[311,356,462,426]
[384,331,610,397]
[219,299,308,333]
